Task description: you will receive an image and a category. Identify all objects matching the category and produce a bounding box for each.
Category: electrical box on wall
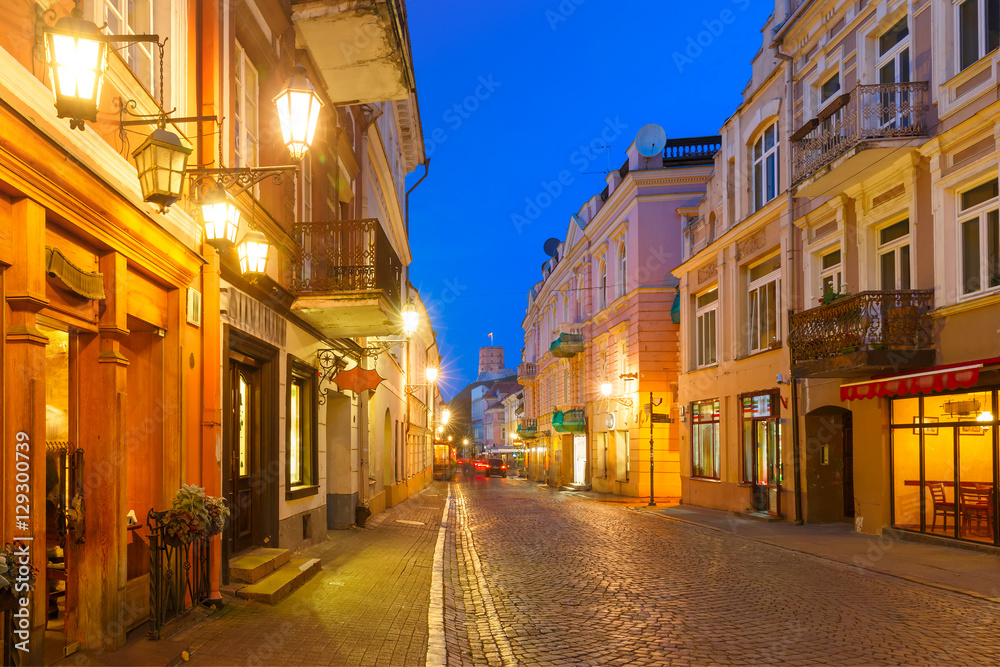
[187,288,202,327]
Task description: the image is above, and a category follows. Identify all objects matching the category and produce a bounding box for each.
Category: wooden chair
[928,483,956,533]
[959,484,994,537]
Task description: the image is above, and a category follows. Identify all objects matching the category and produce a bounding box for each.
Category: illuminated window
[287,356,318,497]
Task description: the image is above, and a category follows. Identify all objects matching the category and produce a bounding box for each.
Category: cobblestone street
[172,478,1000,666]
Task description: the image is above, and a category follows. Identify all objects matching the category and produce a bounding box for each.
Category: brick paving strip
[424,486,452,667]
[170,484,448,666]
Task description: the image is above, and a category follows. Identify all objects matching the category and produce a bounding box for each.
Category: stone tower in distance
[479,346,504,376]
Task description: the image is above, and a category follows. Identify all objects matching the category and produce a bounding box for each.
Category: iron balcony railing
[791,82,928,186]
[289,219,402,307]
[788,290,934,364]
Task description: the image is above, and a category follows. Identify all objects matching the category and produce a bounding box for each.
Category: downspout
[401,161,429,483]
[773,38,804,525]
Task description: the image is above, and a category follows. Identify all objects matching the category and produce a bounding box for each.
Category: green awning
[671,290,680,325]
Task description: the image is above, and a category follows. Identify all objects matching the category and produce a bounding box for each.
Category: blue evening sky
[405,0,774,400]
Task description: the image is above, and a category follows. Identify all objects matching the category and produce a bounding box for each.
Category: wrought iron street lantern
[201,188,240,250]
[131,127,192,211]
[44,1,108,129]
[273,65,324,161]
[237,230,270,277]
[401,299,419,338]
[425,367,439,383]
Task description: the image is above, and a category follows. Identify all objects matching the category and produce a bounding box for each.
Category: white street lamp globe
[425,366,438,383]
[273,65,324,161]
[442,409,450,424]
[44,4,108,129]
[601,382,613,397]
[237,230,270,277]
[202,188,240,250]
[401,300,419,337]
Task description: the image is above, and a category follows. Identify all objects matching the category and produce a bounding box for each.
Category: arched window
[599,260,608,310]
[617,242,627,298]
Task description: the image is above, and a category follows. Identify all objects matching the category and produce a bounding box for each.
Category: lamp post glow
[201,188,241,250]
[44,1,108,129]
[600,382,613,397]
[273,65,324,161]
[237,230,270,277]
[132,128,192,210]
[425,367,439,383]
[401,300,419,337]
[442,409,450,425]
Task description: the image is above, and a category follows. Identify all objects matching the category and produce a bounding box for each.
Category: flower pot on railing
[159,484,230,546]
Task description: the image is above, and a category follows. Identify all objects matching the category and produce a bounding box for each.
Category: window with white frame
[104,0,156,96]
[959,178,1000,295]
[877,219,911,290]
[691,399,721,479]
[820,248,843,295]
[878,16,910,84]
[747,254,781,354]
[599,260,608,309]
[958,0,1000,71]
[752,123,780,212]
[234,43,258,170]
[820,72,841,105]
[695,287,718,368]
[617,242,627,298]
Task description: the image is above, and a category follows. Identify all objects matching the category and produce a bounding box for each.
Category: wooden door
[228,359,259,555]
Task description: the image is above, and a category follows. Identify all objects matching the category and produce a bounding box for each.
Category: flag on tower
[488,332,493,344]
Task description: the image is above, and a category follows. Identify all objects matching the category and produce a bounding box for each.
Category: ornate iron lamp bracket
[187,165,300,202]
[316,348,348,406]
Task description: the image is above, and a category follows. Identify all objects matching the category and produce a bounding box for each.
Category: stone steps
[235,557,322,604]
[229,547,290,584]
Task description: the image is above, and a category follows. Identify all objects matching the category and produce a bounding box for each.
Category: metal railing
[788,290,934,364]
[147,509,211,639]
[792,82,928,185]
[289,219,402,308]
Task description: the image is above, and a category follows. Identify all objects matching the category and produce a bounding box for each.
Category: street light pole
[648,391,662,508]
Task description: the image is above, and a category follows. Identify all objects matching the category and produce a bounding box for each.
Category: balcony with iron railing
[788,290,935,378]
[289,218,403,338]
[791,82,928,197]
[518,418,538,439]
[552,408,586,433]
[550,325,584,358]
[518,362,538,384]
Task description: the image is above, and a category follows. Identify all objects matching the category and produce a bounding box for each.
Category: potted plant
[161,484,229,545]
[818,284,849,306]
[0,543,36,612]
[355,499,371,528]
[839,333,862,354]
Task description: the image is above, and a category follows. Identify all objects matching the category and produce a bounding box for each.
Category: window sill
[690,476,722,483]
[939,54,996,120]
[285,485,319,501]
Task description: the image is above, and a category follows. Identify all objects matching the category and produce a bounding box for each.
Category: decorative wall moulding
[737,229,766,259]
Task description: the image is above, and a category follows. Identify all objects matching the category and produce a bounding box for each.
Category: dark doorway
[223,327,279,565]
[843,412,855,518]
[804,406,854,522]
[228,358,260,555]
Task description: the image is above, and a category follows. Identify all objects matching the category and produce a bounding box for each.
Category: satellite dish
[635,123,667,158]
[542,238,560,257]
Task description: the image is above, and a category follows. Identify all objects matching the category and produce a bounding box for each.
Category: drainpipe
[405,159,430,236]
[773,38,804,525]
